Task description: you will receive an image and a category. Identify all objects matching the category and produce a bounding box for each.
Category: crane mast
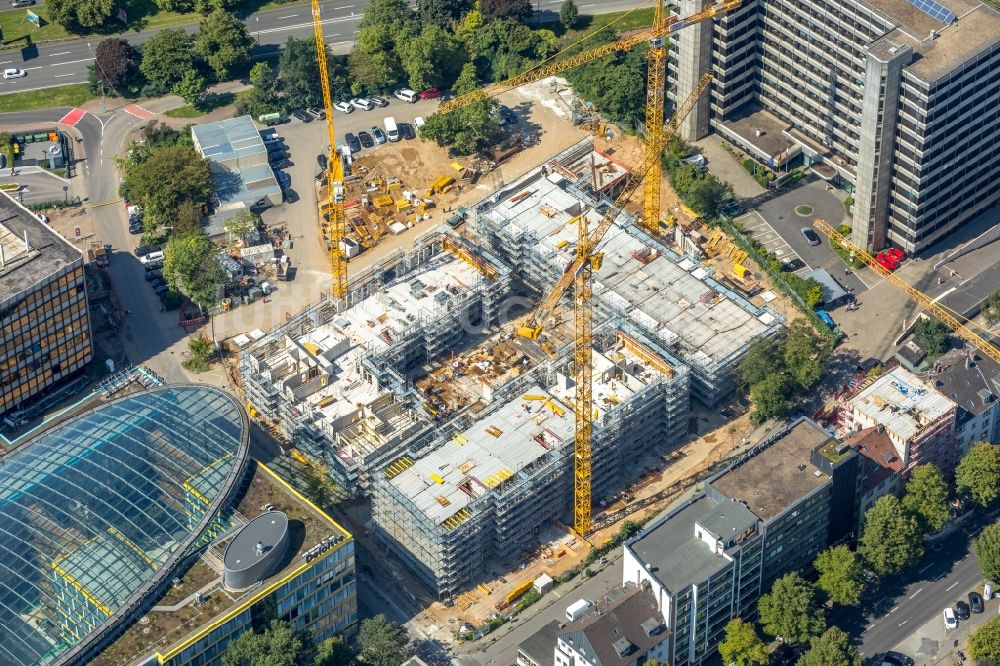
[813,220,1000,365]
[311,0,348,299]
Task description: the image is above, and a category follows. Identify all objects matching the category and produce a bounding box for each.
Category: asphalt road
[832,507,1000,659]
[0,0,648,95]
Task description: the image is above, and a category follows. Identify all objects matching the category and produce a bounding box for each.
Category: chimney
[255,541,265,555]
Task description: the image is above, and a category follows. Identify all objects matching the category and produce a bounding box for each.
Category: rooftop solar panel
[907,0,957,23]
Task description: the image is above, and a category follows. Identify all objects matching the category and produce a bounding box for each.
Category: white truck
[565,599,594,622]
[384,116,400,142]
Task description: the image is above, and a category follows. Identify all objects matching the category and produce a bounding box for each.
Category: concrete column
[852,40,910,250]
[675,0,714,142]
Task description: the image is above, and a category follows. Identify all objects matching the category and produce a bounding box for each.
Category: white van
[140,251,165,265]
[413,116,426,130]
[565,599,594,622]
[384,117,400,142]
[394,88,418,103]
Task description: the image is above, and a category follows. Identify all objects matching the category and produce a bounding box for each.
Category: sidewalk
[890,593,999,665]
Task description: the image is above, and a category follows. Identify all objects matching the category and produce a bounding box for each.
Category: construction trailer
[472,138,783,406]
[371,323,690,599]
[239,230,513,493]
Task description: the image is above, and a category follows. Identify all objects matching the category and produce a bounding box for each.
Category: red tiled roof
[846,427,904,494]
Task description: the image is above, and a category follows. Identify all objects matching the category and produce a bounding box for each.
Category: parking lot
[737,211,810,275]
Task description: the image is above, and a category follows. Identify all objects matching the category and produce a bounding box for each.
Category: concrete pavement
[0,0,647,96]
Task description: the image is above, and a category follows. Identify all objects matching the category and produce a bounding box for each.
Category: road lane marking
[256,15,355,35]
[0,60,13,64]
[333,5,354,8]
[898,620,908,627]
[279,14,298,18]
[49,51,71,57]
[919,563,934,573]
[946,581,959,591]
[909,588,923,599]
[54,73,76,78]
[889,606,898,613]
[51,58,94,66]
[23,66,43,70]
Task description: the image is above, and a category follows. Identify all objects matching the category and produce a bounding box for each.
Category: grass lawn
[0,83,93,112]
[537,7,657,44]
[0,8,71,46]
[163,90,236,118]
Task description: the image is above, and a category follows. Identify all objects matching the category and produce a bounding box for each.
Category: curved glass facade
[0,386,248,666]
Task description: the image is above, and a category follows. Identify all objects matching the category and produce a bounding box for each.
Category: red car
[418,87,442,100]
[875,252,899,271]
[885,247,905,262]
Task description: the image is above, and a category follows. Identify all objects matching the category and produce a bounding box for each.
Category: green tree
[421,99,500,155]
[859,494,924,577]
[278,37,327,111]
[236,61,282,118]
[478,18,560,81]
[956,442,1000,506]
[718,619,768,666]
[348,0,417,91]
[560,0,580,28]
[302,464,340,509]
[974,521,1000,583]
[358,614,410,666]
[156,0,195,10]
[249,61,277,93]
[796,627,861,666]
[782,319,832,390]
[983,288,1000,326]
[757,573,826,645]
[314,637,354,666]
[224,209,261,241]
[173,70,208,108]
[123,145,211,230]
[195,0,239,12]
[398,25,467,91]
[902,464,950,534]
[418,0,473,28]
[163,233,226,307]
[749,373,789,423]
[140,29,198,92]
[814,545,864,607]
[173,201,205,237]
[194,10,254,81]
[452,62,480,96]
[92,38,141,94]
[739,337,782,389]
[47,0,114,33]
[685,174,733,219]
[453,9,485,57]
[913,317,951,357]
[223,619,314,666]
[481,0,532,21]
[968,615,1000,663]
[563,38,648,127]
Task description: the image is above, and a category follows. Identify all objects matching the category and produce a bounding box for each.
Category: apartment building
[845,366,958,474]
[670,0,1000,253]
[929,348,1000,454]
[847,426,905,528]
[0,191,92,417]
[554,588,669,666]
[621,418,858,665]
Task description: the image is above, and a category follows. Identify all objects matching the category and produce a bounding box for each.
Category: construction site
[474,138,784,406]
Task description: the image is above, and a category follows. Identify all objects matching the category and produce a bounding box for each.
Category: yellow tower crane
[813,220,1000,365]
[519,75,712,535]
[311,0,348,299]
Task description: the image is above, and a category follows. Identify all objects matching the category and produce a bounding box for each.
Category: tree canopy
[480,0,532,21]
[974,521,1000,583]
[222,619,352,666]
[140,29,198,92]
[718,619,768,666]
[419,0,474,28]
[564,40,649,130]
[358,614,410,666]
[901,464,951,534]
[560,0,580,29]
[173,70,208,107]
[421,99,500,155]
[956,442,1000,507]
[796,627,861,666]
[162,233,225,308]
[913,317,951,357]
[194,10,255,81]
[757,573,826,645]
[859,494,924,577]
[47,0,114,33]
[348,0,417,91]
[815,545,864,607]
[92,38,141,94]
[983,287,1000,326]
[967,616,1000,663]
[224,209,261,241]
[122,145,212,231]
[398,25,466,91]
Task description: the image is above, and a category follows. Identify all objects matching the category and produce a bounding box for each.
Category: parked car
[943,606,958,630]
[140,251,165,265]
[153,283,169,295]
[801,227,821,246]
[419,87,443,100]
[875,251,900,271]
[355,131,372,148]
[276,171,291,190]
[968,591,984,614]
[3,68,26,79]
[344,133,361,154]
[880,652,915,666]
[955,600,970,620]
[128,222,143,235]
[271,158,293,169]
[144,270,163,282]
[11,0,35,7]
[370,126,387,144]
[291,109,312,123]
[134,244,160,257]
[721,200,744,217]
[306,107,326,121]
[368,95,389,108]
[393,88,418,103]
[332,101,354,113]
[351,97,375,111]
[399,122,416,140]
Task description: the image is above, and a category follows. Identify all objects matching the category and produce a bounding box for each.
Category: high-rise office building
[0,191,92,416]
[669,0,1000,253]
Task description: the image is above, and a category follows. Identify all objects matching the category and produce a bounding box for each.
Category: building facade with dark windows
[0,190,92,417]
[0,385,356,666]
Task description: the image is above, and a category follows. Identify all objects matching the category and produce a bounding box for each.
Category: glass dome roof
[0,386,248,666]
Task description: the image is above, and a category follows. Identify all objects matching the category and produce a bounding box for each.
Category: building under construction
[239,230,513,492]
[372,323,690,599]
[473,138,782,406]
